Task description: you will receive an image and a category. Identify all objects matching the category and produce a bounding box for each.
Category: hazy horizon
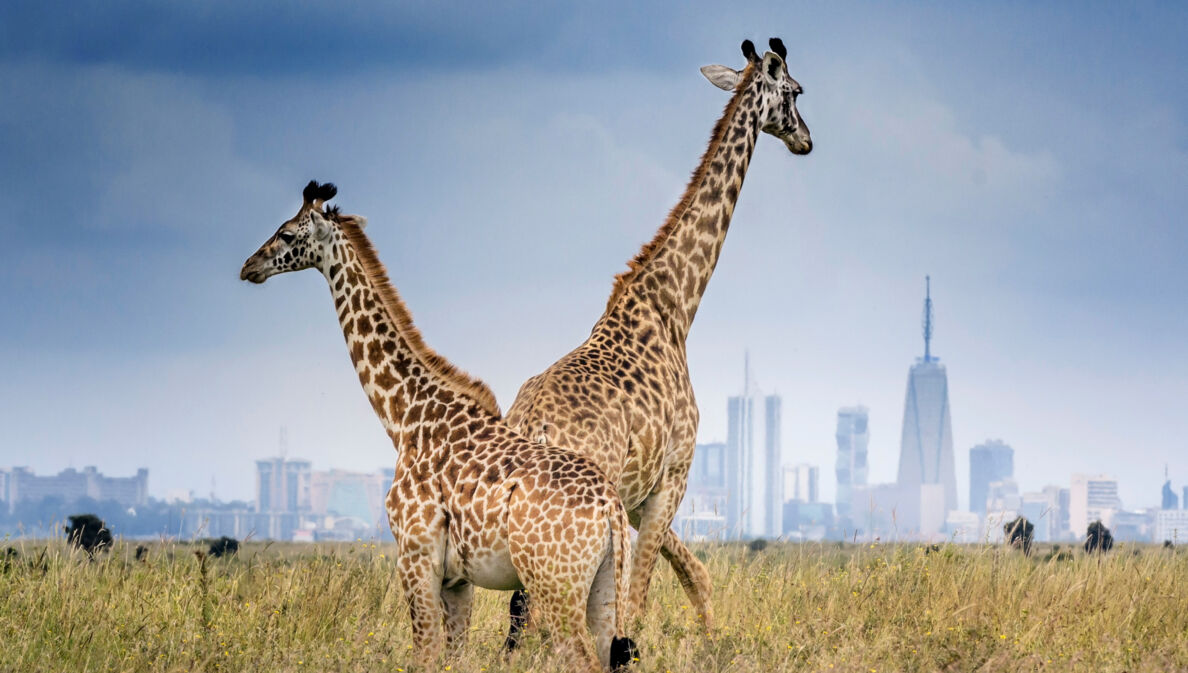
[2,2,1186,510]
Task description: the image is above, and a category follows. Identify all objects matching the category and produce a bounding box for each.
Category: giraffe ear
[701,65,741,91]
[310,210,333,240]
[762,51,784,80]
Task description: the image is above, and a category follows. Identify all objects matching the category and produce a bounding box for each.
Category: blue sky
[1,2,1185,508]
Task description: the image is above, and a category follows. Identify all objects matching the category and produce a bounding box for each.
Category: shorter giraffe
[241,181,639,672]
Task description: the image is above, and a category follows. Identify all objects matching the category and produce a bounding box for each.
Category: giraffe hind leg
[659,528,714,629]
[441,581,474,654]
[504,589,530,651]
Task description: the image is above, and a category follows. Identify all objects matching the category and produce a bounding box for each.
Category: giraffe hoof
[610,636,639,671]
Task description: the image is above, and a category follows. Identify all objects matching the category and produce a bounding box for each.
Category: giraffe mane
[603,63,757,315]
[335,216,502,418]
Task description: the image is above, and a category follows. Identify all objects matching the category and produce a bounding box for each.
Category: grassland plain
[1,538,1186,672]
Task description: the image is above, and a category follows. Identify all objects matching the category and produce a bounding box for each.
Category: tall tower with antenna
[895,276,958,535]
[922,275,934,363]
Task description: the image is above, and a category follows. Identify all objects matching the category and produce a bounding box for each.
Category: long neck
[604,70,763,340]
[318,225,500,446]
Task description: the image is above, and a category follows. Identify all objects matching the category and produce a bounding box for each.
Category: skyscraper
[726,392,754,537]
[725,354,782,538]
[896,277,958,532]
[1161,466,1179,510]
[835,406,869,522]
[763,394,783,537]
[970,439,1014,515]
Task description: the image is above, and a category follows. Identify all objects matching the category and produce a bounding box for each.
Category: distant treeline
[0,496,250,538]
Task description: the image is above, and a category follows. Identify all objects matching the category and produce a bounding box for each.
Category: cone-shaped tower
[896,277,958,534]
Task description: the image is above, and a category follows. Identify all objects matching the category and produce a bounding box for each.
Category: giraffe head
[700,38,812,155]
[240,180,366,283]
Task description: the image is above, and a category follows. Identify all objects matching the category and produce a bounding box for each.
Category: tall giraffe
[241,181,638,672]
[504,38,812,636]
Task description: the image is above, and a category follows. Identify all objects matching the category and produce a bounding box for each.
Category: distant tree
[64,514,113,557]
[748,538,768,553]
[1003,516,1035,556]
[1084,520,1114,554]
[208,536,240,558]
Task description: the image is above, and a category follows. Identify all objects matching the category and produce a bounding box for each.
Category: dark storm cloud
[0,0,684,75]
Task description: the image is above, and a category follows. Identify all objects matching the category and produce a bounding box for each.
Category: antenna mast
[922,275,934,363]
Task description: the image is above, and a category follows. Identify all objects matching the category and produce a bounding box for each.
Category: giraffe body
[505,38,812,630]
[241,182,636,672]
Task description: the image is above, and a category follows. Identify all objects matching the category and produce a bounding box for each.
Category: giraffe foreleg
[397,551,447,670]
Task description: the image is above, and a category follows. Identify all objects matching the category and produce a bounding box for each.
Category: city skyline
[2,3,1186,509]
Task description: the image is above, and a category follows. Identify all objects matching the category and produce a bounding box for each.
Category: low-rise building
[1154,509,1188,544]
[3,466,148,511]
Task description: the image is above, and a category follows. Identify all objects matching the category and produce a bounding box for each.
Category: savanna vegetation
[1,538,1185,672]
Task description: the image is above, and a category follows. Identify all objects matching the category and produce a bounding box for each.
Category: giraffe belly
[445,541,522,591]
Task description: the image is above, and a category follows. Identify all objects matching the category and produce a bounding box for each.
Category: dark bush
[208,536,240,558]
[1084,520,1114,554]
[1004,516,1035,556]
[748,538,768,553]
[64,514,113,557]
[2,547,18,573]
[1044,548,1073,562]
[135,544,149,561]
[1163,540,1174,549]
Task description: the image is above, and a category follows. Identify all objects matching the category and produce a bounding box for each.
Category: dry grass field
[1,538,1186,672]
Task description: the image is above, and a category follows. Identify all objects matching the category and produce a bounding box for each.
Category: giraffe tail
[607,499,639,671]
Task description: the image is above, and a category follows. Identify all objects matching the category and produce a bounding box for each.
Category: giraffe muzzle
[240,257,269,284]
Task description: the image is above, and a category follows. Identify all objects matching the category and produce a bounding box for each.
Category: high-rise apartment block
[834,406,869,522]
[1069,473,1120,535]
[970,439,1014,515]
[256,457,312,513]
[783,464,819,504]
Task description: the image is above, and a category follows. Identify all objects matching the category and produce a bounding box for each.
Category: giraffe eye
[278,231,295,244]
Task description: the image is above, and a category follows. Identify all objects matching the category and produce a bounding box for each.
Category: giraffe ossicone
[503,36,812,637]
[241,181,638,672]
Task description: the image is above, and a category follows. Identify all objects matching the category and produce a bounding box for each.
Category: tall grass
[1,539,1185,671]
